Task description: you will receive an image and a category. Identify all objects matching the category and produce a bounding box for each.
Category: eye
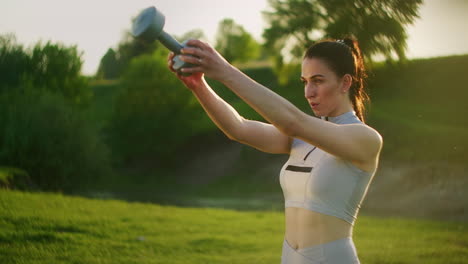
[314,79,323,84]
[301,79,307,85]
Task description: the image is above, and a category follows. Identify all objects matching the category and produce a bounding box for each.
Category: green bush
[0,166,36,190]
[0,33,91,106]
[0,89,112,191]
[0,34,30,91]
[106,50,205,165]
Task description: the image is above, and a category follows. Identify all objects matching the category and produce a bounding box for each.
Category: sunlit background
[1,1,468,263]
[2,0,468,75]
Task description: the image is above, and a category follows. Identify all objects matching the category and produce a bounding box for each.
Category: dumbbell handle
[158,31,184,54]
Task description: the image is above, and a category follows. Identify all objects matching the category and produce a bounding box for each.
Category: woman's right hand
[167,52,205,91]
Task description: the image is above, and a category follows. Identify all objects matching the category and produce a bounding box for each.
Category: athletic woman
[168,37,382,264]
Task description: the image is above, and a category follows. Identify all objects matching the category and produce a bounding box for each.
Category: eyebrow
[300,74,325,80]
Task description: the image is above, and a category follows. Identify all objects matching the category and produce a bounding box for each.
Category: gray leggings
[281,238,360,264]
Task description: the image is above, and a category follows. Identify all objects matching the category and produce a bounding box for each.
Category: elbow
[224,122,245,143]
[225,132,239,142]
[277,124,295,138]
[228,116,250,142]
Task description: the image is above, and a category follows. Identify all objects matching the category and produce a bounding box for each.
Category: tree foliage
[106,49,203,164]
[96,31,159,80]
[0,33,110,191]
[0,89,111,191]
[263,0,423,65]
[215,18,260,63]
[176,29,208,43]
[96,48,119,80]
[0,33,90,105]
[0,34,30,90]
[97,15,208,80]
[29,41,90,104]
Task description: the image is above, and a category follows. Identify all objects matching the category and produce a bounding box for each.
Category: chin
[311,109,321,117]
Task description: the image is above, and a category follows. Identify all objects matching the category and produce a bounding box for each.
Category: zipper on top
[303,146,317,161]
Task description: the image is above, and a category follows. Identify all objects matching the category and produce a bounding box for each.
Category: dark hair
[304,37,369,123]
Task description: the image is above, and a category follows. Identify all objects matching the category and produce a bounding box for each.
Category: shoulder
[339,123,382,171]
[354,123,383,155]
[363,124,383,148]
[343,123,383,154]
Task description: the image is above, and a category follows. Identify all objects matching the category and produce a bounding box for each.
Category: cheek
[318,84,342,110]
[319,83,338,100]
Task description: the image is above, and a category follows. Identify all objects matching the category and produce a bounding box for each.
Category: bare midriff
[285,207,353,250]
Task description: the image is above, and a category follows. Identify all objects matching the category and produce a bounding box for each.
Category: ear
[341,74,352,93]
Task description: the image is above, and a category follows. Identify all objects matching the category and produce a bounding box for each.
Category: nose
[304,82,316,99]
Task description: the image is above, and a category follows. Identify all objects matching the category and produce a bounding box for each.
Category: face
[301,58,351,117]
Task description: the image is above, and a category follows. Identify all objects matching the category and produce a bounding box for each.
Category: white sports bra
[279,111,376,225]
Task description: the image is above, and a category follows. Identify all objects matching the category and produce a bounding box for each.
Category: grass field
[1,190,467,264]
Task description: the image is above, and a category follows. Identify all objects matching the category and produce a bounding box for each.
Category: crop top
[279,111,376,225]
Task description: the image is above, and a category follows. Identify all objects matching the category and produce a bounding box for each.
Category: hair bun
[342,38,355,51]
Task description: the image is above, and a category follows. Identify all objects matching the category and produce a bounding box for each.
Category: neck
[327,101,354,117]
[322,110,359,124]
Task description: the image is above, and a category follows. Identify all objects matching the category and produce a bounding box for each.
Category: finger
[181,66,203,74]
[181,47,202,57]
[168,52,176,63]
[167,53,177,73]
[186,39,210,50]
[167,52,174,62]
[179,54,202,65]
[168,63,176,73]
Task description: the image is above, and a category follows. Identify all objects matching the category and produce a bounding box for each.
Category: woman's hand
[167,52,204,91]
[177,39,234,82]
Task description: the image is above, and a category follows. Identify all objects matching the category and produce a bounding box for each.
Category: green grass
[1,190,467,264]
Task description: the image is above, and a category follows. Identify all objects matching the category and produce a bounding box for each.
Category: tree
[263,0,423,66]
[215,18,260,63]
[0,34,30,92]
[96,48,119,79]
[0,89,111,191]
[176,29,207,43]
[115,32,159,76]
[95,30,159,79]
[29,41,90,105]
[96,15,205,80]
[0,33,90,105]
[107,49,203,164]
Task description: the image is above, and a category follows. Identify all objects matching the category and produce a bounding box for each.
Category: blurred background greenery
[0,0,467,235]
[2,0,466,221]
[1,0,468,263]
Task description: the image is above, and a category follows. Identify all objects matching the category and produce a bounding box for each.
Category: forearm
[192,78,246,141]
[177,40,381,165]
[178,40,311,137]
[220,65,304,136]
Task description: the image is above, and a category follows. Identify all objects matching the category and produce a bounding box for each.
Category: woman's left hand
[178,39,233,82]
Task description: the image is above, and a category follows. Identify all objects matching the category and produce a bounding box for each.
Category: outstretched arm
[168,53,291,154]
[178,40,382,171]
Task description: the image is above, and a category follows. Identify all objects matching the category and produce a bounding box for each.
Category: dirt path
[176,139,468,221]
[363,160,468,221]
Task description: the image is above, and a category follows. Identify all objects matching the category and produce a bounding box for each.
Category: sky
[1,0,468,75]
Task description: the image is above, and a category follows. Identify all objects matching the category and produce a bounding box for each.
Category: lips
[310,103,319,109]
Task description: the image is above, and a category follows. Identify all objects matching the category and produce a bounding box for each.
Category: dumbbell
[131,6,196,75]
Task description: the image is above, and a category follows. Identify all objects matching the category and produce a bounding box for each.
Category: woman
[168,37,382,263]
